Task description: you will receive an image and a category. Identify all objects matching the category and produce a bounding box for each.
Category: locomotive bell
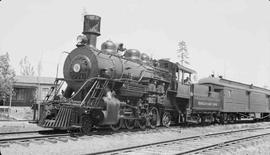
[83,15,101,47]
[101,40,117,54]
[124,49,141,61]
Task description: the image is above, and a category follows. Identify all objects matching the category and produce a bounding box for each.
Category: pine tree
[0,53,15,104]
[177,41,190,66]
[19,56,35,76]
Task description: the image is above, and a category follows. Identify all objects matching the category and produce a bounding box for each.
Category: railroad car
[37,14,270,134]
[196,77,270,123]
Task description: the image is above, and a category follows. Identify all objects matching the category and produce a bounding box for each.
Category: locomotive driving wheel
[162,112,171,127]
[124,119,135,130]
[149,107,159,129]
[110,118,123,131]
[81,115,93,135]
[136,117,146,129]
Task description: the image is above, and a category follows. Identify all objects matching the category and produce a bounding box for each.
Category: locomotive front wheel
[162,112,171,127]
[149,107,159,129]
[110,118,123,131]
[81,116,93,135]
[136,117,146,130]
[124,119,135,130]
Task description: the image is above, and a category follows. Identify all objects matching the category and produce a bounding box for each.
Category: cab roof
[158,59,196,74]
[176,63,196,74]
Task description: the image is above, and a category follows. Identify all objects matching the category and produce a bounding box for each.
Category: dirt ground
[0,121,45,133]
[0,107,33,121]
[0,107,42,133]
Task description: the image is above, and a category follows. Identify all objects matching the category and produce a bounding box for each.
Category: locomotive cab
[159,59,196,92]
[159,59,178,91]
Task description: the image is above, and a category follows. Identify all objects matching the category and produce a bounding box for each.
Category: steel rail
[0,120,30,122]
[0,133,71,143]
[87,126,270,155]
[0,130,53,136]
[180,132,270,154]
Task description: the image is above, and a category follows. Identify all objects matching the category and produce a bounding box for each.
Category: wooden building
[1,76,55,107]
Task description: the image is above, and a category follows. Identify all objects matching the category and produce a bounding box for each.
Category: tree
[37,59,42,77]
[19,56,35,76]
[0,53,15,105]
[177,41,190,66]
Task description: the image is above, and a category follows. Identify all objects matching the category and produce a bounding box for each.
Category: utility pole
[37,57,42,103]
[177,41,190,66]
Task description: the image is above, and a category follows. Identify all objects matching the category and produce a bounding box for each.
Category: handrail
[55,81,64,96]
[80,80,98,107]
[69,78,97,100]
[69,77,109,100]
[94,80,109,106]
[43,79,64,102]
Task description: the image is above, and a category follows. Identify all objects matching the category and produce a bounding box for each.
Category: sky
[0,0,270,87]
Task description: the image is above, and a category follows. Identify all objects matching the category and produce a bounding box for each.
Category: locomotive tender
[38,15,270,134]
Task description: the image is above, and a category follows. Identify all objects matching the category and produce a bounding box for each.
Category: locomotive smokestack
[83,15,101,47]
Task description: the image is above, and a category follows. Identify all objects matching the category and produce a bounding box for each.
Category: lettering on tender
[198,101,218,106]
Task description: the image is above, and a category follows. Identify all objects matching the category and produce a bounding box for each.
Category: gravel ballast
[1,122,270,155]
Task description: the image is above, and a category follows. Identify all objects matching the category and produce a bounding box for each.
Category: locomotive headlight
[73,64,81,72]
[76,34,88,46]
[77,35,84,42]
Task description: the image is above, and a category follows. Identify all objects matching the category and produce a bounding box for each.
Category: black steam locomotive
[37,15,270,134]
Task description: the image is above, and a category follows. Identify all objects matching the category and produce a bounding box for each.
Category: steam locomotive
[37,15,270,134]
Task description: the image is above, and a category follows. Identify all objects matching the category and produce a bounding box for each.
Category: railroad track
[0,133,78,148]
[0,127,145,148]
[0,129,77,148]
[0,119,31,122]
[1,123,270,152]
[89,126,270,155]
[0,129,54,136]
[182,132,270,154]
[0,133,72,143]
